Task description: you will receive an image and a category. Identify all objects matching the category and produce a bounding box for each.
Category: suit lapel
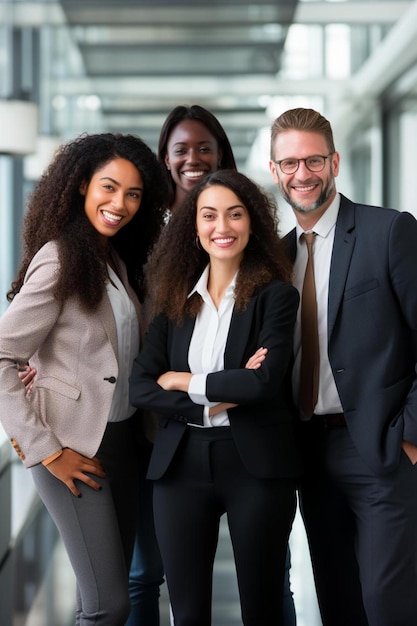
[328,195,356,338]
[285,198,356,339]
[284,229,297,264]
[113,251,142,325]
[224,296,256,368]
[98,250,141,358]
[97,294,118,357]
[171,315,196,371]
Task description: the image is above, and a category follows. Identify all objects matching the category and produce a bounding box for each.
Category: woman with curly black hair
[0,132,167,626]
[129,169,302,626]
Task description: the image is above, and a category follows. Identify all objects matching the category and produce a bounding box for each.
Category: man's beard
[279,178,335,214]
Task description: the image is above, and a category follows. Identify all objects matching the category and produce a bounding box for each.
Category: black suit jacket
[286,194,417,474]
[129,279,302,480]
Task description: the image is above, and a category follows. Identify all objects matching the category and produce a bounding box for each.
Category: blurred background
[1,1,417,623]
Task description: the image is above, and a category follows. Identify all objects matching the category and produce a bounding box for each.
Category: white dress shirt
[106,265,140,422]
[187,265,236,427]
[292,193,344,416]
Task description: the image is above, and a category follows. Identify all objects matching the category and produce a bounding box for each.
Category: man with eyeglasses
[269,107,417,626]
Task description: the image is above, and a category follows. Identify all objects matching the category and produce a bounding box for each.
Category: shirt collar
[296,192,341,240]
[188,264,237,300]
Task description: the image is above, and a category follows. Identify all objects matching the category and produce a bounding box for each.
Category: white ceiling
[4,0,415,168]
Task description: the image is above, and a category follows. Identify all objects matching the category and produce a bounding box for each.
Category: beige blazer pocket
[36,376,81,399]
[32,377,81,429]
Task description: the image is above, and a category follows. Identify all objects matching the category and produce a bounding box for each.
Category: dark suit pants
[298,419,417,626]
[152,426,297,626]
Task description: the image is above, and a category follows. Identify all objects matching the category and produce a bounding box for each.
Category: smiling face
[196,184,251,270]
[80,157,143,241]
[165,119,222,205]
[269,129,340,227]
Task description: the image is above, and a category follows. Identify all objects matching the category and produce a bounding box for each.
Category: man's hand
[402,440,417,465]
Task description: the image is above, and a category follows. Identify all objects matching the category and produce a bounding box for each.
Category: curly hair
[146,169,293,323]
[158,105,237,207]
[8,132,168,309]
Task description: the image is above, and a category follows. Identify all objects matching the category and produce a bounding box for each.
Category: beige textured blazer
[0,241,143,468]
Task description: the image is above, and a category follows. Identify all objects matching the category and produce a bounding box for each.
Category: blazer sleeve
[389,211,417,445]
[129,313,205,425]
[206,281,299,404]
[0,242,63,465]
[129,280,299,420]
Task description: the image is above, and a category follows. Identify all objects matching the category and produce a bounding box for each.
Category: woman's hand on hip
[46,448,106,497]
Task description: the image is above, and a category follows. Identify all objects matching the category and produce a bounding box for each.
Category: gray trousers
[31,417,139,626]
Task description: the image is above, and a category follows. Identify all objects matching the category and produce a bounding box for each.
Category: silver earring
[195,236,202,250]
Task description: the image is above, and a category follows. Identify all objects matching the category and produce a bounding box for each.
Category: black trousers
[298,419,417,626]
[152,426,296,626]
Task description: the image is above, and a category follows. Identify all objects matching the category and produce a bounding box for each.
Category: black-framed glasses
[273,153,334,175]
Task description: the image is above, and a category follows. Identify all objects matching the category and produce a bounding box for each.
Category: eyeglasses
[273,153,334,175]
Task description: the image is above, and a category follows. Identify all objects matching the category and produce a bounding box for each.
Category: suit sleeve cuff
[188,373,209,405]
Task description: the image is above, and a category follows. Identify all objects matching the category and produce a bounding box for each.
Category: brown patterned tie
[299,232,319,417]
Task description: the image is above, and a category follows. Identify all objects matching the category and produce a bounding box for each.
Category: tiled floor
[22,504,322,626]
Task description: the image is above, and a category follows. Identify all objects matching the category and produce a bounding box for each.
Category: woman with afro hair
[0,132,168,625]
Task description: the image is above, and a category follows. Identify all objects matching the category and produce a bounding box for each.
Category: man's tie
[299,232,319,418]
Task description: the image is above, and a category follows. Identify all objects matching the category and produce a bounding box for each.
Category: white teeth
[294,185,316,192]
[214,238,234,244]
[183,171,205,178]
[102,210,122,223]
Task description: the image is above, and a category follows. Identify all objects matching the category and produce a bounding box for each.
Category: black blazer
[286,194,417,475]
[129,279,302,480]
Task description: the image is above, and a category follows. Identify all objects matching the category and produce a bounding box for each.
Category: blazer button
[179,416,188,423]
[104,376,117,384]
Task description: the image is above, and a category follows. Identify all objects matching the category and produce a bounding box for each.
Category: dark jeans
[125,444,164,626]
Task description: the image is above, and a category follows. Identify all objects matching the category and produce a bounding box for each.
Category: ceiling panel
[58,0,299,167]
[42,0,413,169]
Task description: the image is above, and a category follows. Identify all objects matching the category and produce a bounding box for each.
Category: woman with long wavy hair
[129,169,302,626]
[0,132,167,626]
